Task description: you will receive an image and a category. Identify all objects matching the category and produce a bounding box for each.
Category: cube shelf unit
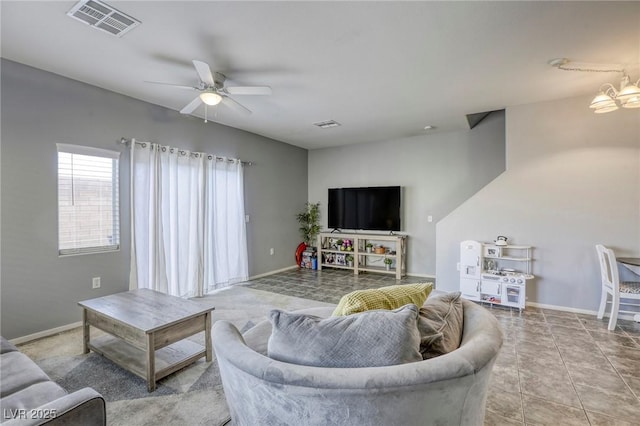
[317,232,407,279]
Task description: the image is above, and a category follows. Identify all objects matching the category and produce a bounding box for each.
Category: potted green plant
[336,239,344,250]
[296,202,321,249]
[365,242,373,253]
[345,254,354,267]
[384,257,393,271]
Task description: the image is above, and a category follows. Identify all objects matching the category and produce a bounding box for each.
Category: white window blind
[57,143,120,256]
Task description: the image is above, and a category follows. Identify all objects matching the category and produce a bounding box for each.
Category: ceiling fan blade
[225,86,272,96]
[192,60,215,86]
[144,81,196,90]
[223,96,252,115]
[180,96,202,114]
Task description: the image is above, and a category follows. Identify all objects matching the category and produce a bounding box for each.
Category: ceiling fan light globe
[200,92,222,106]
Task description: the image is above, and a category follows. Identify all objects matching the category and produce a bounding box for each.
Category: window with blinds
[57,144,120,256]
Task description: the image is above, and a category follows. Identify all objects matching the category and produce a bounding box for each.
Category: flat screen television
[328,186,401,231]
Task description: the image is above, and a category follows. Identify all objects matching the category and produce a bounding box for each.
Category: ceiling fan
[146,60,272,119]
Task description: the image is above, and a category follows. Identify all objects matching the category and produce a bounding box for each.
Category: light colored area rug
[17,286,334,426]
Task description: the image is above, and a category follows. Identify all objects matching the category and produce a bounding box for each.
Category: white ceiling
[2,1,639,150]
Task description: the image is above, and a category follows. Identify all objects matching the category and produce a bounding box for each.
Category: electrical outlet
[270,248,275,256]
[92,277,101,289]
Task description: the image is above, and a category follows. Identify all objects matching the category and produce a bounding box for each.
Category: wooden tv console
[317,232,407,279]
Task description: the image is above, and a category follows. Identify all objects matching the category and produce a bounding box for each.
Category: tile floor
[244,268,640,425]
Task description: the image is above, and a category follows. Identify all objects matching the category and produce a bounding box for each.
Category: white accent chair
[595,244,640,330]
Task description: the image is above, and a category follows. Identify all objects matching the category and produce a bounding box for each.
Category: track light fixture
[549,58,640,114]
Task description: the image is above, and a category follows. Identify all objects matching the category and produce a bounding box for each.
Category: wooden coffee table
[78,289,215,392]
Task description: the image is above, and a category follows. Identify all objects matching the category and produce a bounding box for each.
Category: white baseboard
[527,301,638,321]
[407,273,436,279]
[248,265,298,281]
[10,321,83,345]
[248,266,435,281]
[526,301,597,316]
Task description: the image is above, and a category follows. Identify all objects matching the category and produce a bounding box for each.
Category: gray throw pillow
[267,304,422,368]
[418,291,464,359]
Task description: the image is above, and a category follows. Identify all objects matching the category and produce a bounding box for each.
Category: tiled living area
[244,268,640,425]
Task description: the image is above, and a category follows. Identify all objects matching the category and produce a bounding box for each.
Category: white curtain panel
[130,142,248,298]
[204,158,249,293]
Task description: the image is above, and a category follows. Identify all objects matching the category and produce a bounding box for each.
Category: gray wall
[308,111,505,276]
[1,59,307,339]
[436,95,640,312]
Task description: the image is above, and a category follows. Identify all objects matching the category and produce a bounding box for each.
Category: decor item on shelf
[384,257,393,270]
[494,236,508,246]
[336,239,344,250]
[484,246,502,257]
[345,254,354,267]
[365,243,373,253]
[296,202,320,248]
[326,238,337,249]
[374,245,386,254]
[549,58,640,113]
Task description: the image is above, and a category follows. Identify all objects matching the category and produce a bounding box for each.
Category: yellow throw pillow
[332,283,434,316]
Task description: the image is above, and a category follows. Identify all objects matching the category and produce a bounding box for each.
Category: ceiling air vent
[67,0,140,37]
[313,120,341,129]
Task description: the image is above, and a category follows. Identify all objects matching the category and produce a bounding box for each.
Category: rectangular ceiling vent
[67,0,140,37]
[313,120,341,129]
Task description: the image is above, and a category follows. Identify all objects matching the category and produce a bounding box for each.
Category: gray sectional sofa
[0,336,105,425]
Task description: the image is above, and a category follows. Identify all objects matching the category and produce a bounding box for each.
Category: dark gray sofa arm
[3,388,105,426]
